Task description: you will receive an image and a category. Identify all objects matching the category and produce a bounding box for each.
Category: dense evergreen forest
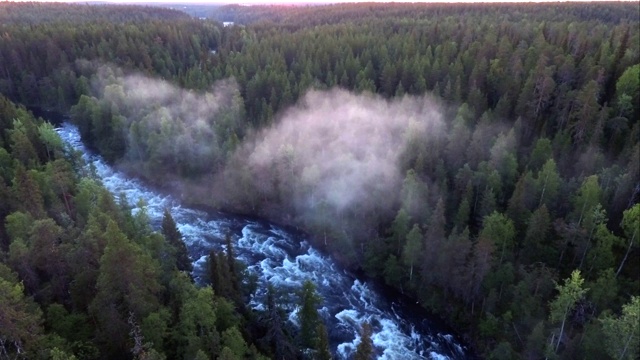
[0,2,639,360]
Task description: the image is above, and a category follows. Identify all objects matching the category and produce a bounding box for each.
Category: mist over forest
[0,2,639,360]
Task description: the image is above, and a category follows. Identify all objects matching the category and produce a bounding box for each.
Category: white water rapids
[57,122,469,360]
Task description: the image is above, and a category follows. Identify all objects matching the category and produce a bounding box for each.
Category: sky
[5,0,637,3]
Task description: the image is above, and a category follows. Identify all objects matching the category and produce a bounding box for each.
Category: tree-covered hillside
[0,93,294,359]
[0,4,326,360]
[0,2,639,359]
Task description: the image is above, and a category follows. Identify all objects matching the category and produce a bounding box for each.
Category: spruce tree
[298,280,321,349]
[161,209,192,273]
[316,322,332,360]
[224,233,242,304]
[354,322,373,360]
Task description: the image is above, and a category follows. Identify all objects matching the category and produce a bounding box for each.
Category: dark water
[29,106,67,125]
[57,122,471,360]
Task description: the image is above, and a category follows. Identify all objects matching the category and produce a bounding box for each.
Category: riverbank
[115,159,481,359]
[41,104,479,358]
[57,121,474,359]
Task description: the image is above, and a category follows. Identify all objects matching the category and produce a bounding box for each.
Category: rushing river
[57,122,470,360]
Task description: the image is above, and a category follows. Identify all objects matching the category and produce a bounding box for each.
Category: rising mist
[213,89,446,255]
[76,63,245,179]
[78,67,449,258]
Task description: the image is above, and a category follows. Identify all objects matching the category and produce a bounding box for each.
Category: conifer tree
[161,209,192,273]
[316,322,332,360]
[298,280,321,349]
[224,234,242,305]
[354,322,373,360]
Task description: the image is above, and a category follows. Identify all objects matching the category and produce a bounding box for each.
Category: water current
[57,122,470,360]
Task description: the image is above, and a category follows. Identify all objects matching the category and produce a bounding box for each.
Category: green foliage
[141,309,170,353]
[617,204,640,277]
[480,212,515,265]
[298,280,321,350]
[38,122,63,160]
[11,165,46,218]
[402,224,423,283]
[534,159,561,211]
[5,211,33,243]
[548,270,588,355]
[0,2,638,359]
[0,94,273,359]
[161,209,192,273]
[528,138,552,172]
[524,321,546,359]
[0,268,44,358]
[175,286,219,359]
[89,220,162,356]
[488,341,516,360]
[621,204,640,240]
[354,322,374,360]
[522,205,553,264]
[316,322,332,360]
[581,322,610,360]
[615,64,640,119]
[221,326,248,358]
[601,296,640,360]
[208,237,243,306]
[383,255,402,287]
[50,347,78,360]
[588,269,619,312]
[390,208,410,256]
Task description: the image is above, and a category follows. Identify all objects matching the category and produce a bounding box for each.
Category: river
[57,122,470,360]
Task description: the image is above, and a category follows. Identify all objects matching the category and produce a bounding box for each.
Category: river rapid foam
[57,122,469,360]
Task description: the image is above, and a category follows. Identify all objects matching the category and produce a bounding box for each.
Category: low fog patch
[214,88,445,247]
[76,63,245,181]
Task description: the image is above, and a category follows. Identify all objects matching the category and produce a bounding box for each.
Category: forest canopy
[0,2,638,359]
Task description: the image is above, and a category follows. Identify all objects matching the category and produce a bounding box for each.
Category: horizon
[4,0,638,4]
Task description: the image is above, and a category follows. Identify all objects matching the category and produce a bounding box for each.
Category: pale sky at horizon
[4,0,638,3]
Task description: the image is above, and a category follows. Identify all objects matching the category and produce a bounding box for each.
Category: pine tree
[522,205,552,264]
[264,283,295,359]
[0,268,44,358]
[208,249,229,299]
[354,322,373,360]
[89,221,162,357]
[298,280,321,349]
[225,233,242,304]
[480,212,515,266]
[11,164,45,219]
[316,322,332,360]
[161,209,192,273]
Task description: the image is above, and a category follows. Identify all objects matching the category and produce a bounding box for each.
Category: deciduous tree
[548,270,587,355]
[601,296,639,360]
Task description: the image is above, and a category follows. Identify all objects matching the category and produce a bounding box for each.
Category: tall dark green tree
[354,322,374,360]
[316,322,332,360]
[161,208,192,273]
[298,280,322,350]
[225,233,242,305]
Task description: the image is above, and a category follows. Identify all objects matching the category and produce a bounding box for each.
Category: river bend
[57,122,469,360]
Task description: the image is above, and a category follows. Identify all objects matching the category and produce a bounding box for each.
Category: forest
[0,1,639,360]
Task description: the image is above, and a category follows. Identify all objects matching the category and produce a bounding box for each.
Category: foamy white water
[58,122,469,360]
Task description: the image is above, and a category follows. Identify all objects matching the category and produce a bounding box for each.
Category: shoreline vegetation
[0,2,639,359]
